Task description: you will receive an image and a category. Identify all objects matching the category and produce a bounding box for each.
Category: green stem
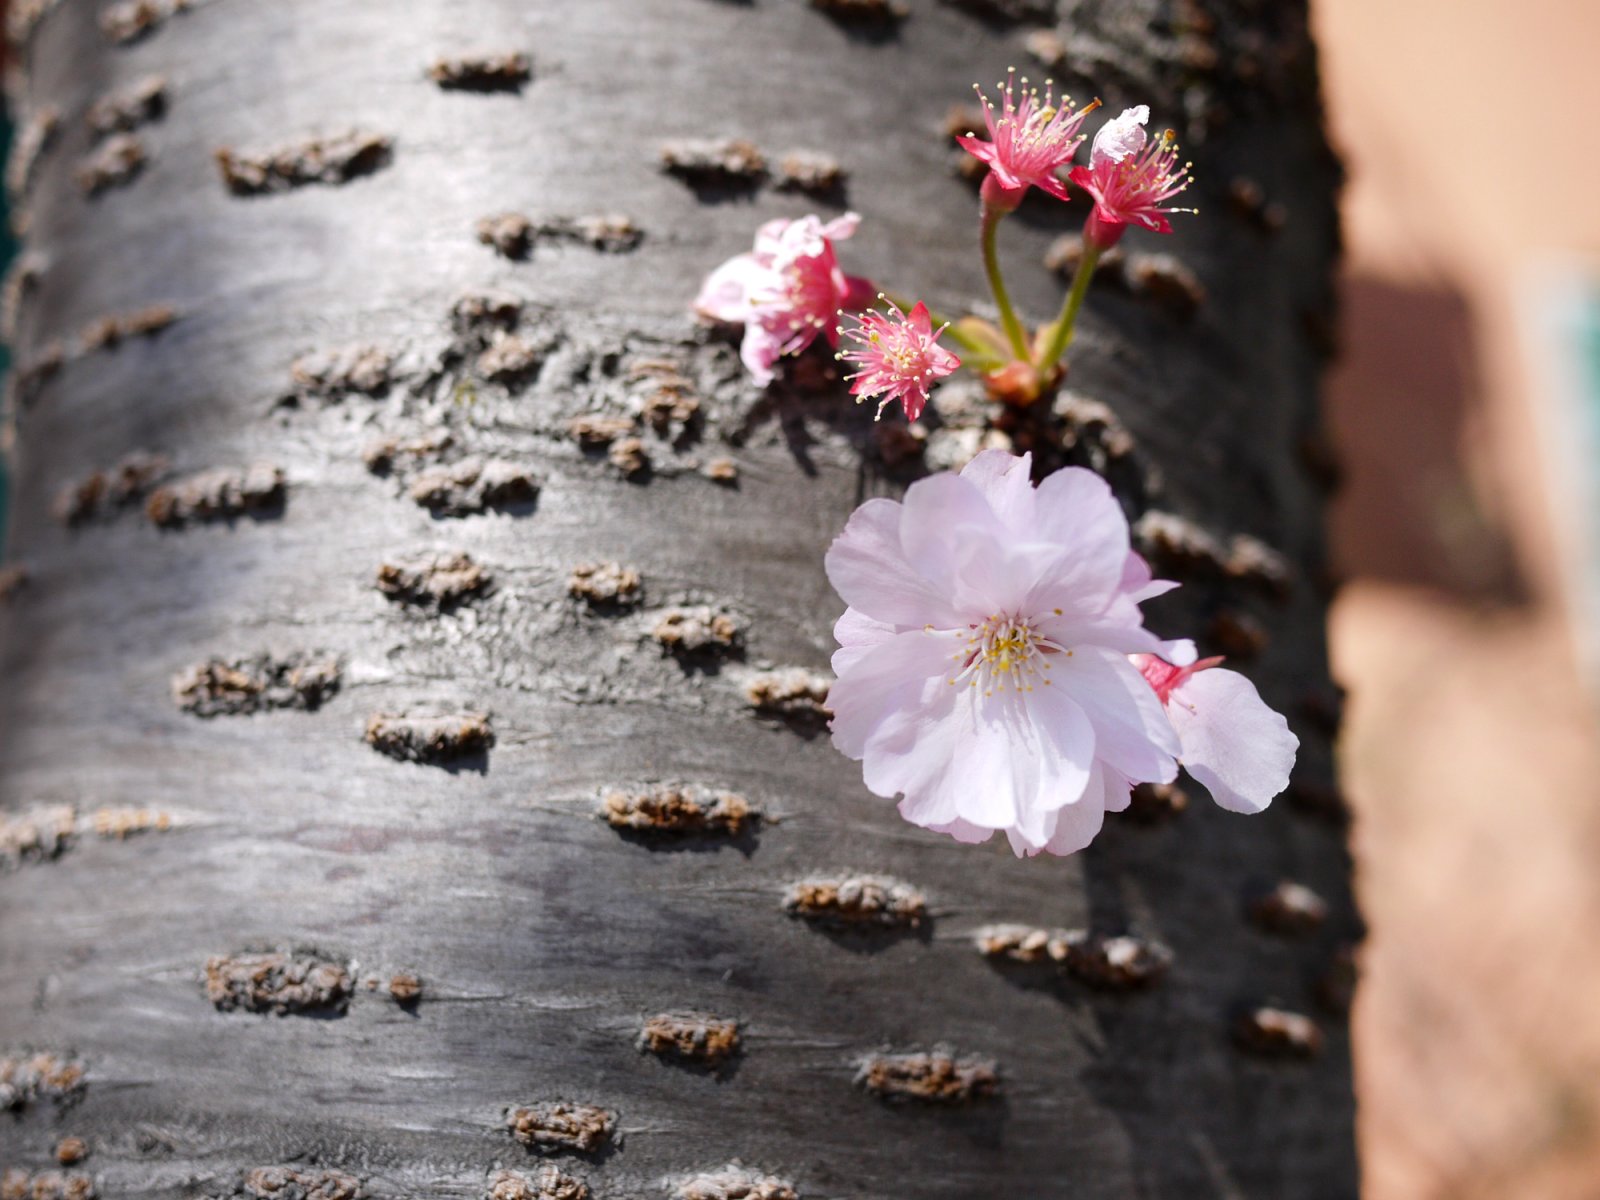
[933,322,989,359]
[1037,243,1101,369]
[980,207,1030,361]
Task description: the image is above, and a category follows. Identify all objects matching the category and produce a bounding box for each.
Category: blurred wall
[1313,0,1600,1195]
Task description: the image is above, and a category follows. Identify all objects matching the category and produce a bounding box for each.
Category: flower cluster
[688,76,1290,862]
[826,451,1296,856]
[693,83,1195,413]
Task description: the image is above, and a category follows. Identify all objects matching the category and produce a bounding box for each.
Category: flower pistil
[943,613,1070,696]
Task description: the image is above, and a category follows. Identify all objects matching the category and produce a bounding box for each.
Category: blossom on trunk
[1132,653,1298,813]
[825,450,1197,857]
[957,71,1095,212]
[695,213,875,385]
[1068,105,1195,249]
[836,299,960,422]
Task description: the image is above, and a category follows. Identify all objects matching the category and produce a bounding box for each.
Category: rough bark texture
[0,2,1354,1198]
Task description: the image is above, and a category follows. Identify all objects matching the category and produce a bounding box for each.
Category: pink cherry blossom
[1132,653,1298,813]
[1068,105,1195,249]
[957,71,1095,212]
[836,300,961,423]
[695,213,875,386]
[825,450,1198,857]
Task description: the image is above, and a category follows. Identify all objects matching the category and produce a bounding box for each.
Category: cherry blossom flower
[1132,653,1298,814]
[957,71,1096,212]
[825,450,1198,857]
[836,299,960,422]
[695,212,875,386]
[1068,105,1195,249]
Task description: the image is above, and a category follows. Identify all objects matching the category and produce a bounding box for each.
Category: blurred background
[1316,0,1600,1195]
[0,0,1596,1195]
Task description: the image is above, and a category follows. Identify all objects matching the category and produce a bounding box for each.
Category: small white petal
[1167,668,1298,813]
[1092,105,1150,167]
[694,253,765,322]
[820,211,863,242]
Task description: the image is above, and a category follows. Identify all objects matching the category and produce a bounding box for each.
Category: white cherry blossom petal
[828,630,953,760]
[959,449,1038,534]
[1022,468,1134,616]
[898,472,1007,595]
[831,607,898,675]
[1166,667,1298,814]
[926,816,997,844]
[1091,105,1150,167]
[1038,647,1180,783]
[693,253,764,323]
[826,498,965,628]
[820,211,862,242]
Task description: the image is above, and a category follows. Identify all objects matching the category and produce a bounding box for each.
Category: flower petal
[1022,467,1131,614]
[1023,685,1096,817]
[694,253,764,322]
[866,681,966,827]
[820,211,862,242]
[1121,551,1179,603]
[831,606,898,675]
[1101,767,1134,813]
[828,628,955,761]
[1039,646,1179,783]
[945,701,1029,834]
[898,472,1007,599]
[739,322,784,385]
[751,216,796,257]
[960,449,1037,534]
[1043,614,1197,666]
[825,498,966,629]
[1009,777,1108,857]
[955,135,998,165]
[1091,105,1150,167]
[877,684,1094,846]
[925,816,996,845]
[1035,173,1074,203]
[1167,668,1298,813]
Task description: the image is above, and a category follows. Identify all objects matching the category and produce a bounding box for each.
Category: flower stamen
[945,613,1069,696]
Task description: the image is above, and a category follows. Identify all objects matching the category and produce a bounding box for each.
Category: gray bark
[0,1,1355,1198]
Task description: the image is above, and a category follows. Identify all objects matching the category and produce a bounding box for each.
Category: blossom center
[751,258,835,344]
[946,613,1068,696]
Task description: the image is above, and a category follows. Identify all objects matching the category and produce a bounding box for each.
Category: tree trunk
[0,1,1354,1197]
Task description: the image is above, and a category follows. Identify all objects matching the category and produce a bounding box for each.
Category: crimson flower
[836,300,960,422]
[957,71,1094,212]
[1069,105,1194,248]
